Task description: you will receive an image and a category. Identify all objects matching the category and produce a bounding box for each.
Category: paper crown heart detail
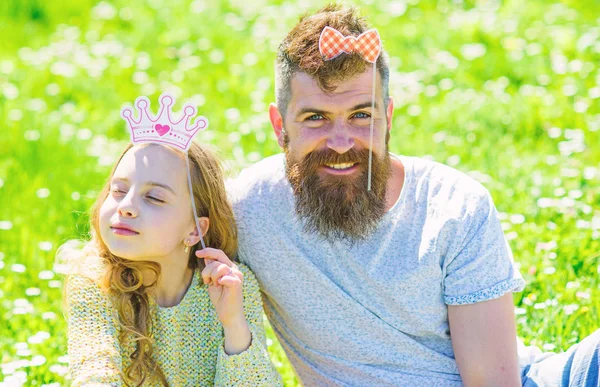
[120,93,208,151]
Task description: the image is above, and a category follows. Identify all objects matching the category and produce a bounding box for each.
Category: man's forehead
[289,70,382,113]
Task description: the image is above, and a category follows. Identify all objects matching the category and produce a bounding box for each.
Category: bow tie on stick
[318,26,383,192]
[319,26,382,63]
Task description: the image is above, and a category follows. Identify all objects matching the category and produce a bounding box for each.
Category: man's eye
[111,188,125,194]
[306,114,324,121]
[147,196,165,203]
[353,112,370,119]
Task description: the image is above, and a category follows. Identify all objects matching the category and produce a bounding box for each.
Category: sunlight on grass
[1,0,599,385]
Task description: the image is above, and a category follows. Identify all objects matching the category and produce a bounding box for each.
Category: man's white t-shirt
[227,153,525,386]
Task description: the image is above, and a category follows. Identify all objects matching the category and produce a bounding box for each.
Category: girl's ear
[187,217,209,246]
[198,217,209,237]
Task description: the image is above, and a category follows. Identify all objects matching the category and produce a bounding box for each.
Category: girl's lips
[111,227,139,236]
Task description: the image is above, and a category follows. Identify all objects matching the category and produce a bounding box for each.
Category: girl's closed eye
[111,187,126,195]
[110,187,164,203]
[147,195,165,203]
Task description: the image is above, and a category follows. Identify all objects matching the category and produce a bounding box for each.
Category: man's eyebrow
[111,177,176,195]
[295,107,331,117]
[295,102,379,117]
[350,101,379,111]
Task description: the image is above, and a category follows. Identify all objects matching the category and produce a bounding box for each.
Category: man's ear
[386,96,394,132]
[269,103,285,148]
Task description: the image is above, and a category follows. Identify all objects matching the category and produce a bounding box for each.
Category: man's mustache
[300,148,371,171]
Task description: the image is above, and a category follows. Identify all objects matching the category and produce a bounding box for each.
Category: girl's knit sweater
[66,263,282,386]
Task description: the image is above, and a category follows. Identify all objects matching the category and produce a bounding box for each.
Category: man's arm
[448,293,521,387]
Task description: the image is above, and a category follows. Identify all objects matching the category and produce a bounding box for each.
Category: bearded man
[226,4,600,386]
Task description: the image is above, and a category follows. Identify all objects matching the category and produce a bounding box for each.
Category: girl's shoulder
[56,240,113,314]
[56,239,107,281]
[66,273,105,296]
[65,273,112,312]
[64,273,121,344]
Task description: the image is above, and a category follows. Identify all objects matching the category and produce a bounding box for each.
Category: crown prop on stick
[319,26,382,191]
[121,93,208,152]
[121,93,208,249]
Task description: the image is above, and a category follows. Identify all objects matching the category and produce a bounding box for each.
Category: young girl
[59,140,282,386]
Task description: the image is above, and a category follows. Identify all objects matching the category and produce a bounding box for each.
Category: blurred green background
[0,0,599,385]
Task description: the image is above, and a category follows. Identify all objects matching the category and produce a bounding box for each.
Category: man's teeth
[326,163,356,170]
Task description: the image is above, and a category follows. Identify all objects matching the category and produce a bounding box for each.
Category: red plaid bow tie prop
[319,26,382,63]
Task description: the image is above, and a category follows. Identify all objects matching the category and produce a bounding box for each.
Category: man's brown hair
[275,3,390,117]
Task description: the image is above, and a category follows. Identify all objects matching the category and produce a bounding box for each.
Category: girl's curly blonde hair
[60,142,237,386]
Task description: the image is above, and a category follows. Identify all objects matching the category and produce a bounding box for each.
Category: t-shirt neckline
[385,153,412,216]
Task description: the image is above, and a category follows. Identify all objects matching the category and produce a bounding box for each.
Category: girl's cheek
[99,198,118,223]
[99,199,112,216]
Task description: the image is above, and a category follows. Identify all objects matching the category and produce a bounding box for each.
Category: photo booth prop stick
[319,26,382,191]
[121,93,209,249]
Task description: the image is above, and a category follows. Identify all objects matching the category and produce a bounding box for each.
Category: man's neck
[385,156,405,212]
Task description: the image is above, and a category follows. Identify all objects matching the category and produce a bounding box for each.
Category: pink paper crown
[120,93,208,152]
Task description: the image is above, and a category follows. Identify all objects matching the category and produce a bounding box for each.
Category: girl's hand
[196,248,251,355]
[196,248,245,328]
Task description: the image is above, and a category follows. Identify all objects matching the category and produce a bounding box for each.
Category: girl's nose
[117,194,138,218]
[326,121,355,154]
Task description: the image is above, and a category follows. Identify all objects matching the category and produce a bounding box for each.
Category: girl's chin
[104,239,177,262]
[105,246,146,261]
[107,248,167,263]
[104,237,141,259]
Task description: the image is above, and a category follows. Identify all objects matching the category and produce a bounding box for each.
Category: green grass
[1,0,599,385]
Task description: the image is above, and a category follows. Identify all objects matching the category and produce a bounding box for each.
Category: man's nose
[326,120,355,154]
[117,193,138,218]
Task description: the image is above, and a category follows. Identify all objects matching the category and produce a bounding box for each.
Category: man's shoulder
[405,155,493,216]
[226,153,289,207]
[409,155,489,195]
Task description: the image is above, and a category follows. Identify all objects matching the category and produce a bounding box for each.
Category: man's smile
[321,162,360,174]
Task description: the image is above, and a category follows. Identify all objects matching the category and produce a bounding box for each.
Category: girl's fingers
[201,260,221,285]
[223,266,243,283]
[211,263,233,285]
[197,248,240,286]
[195,248,234,266]
[200,250,242,286]
[218,274,242,287]
[233,268,243,281]
[203,262,240,285]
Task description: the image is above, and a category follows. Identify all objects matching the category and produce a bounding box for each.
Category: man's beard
[285,142,392,242]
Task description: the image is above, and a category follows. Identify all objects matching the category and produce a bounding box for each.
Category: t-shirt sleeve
[442,189,525,305]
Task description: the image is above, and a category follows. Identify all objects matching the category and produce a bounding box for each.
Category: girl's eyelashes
[111,188,125,195]
[110,187,165,203]
[147,196,165,203]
